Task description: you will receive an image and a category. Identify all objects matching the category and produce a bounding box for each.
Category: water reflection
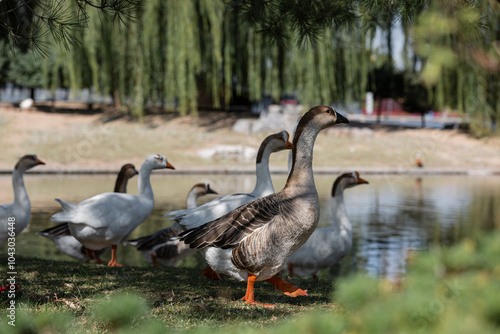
[1,173,499,280]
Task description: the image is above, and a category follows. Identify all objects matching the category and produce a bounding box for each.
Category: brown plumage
[178,105,349,307]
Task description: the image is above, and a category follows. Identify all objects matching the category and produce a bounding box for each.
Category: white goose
[124,183,218,266]
[167,131,292,279]
[38,164,139,262]
[286,171,368,279]
[0,155,45,244]
[178,106,349,307]
[50,154,174,266]
[166,131,293,230]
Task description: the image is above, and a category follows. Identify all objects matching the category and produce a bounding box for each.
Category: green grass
[2,230,500,333]
[0,257,336,332]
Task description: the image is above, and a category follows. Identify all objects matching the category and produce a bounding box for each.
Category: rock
[198,145,257,163]
[232,104,304,134]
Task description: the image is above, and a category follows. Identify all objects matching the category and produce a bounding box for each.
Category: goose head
[291,106,348,150]
[203,183,218,195]
[256,130,293,163]
[303,105,349,131]
[192,183,218,196]
[145,154,175,170]
[120,164,139,178]
[331,171,368,197]
[114,163,139,193]
[14,154,45,172]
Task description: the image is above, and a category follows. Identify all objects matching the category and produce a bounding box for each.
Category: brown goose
[179,105,349,307]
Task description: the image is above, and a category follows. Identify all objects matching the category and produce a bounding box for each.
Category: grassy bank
[1,230,500,333]
[0,256,337,332]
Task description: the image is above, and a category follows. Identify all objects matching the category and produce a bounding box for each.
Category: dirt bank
[1,102,499,174]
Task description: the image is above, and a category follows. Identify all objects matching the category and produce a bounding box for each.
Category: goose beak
[286,140,293,149]
[166,162,175,170]
[207,186,218,195]
[357,177,369,185]
[36,158,45,165]
[335,111,349,125]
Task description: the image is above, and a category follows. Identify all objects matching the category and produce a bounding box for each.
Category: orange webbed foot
[85,248,107,265]
[241,275,276,308]
[241,298,276,308]
[151,253,160,266]
[202,265,222,280]
[265,276,308,297]
[107,245,123,267]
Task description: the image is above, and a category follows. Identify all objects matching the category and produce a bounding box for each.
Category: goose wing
[51,193,148,229]
[167,193,257,230]
[37,223,72,237]
[178,193,283,250]
[125,227,181,251]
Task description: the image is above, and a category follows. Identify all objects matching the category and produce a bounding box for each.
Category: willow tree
[37,0,499,136]
[412,0,500,135]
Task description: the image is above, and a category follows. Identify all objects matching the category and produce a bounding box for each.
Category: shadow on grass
[0,256,335,326]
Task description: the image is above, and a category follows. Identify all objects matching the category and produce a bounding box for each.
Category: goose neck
[251,157,274,196]
[331,194,351,236]
[114,174,129,193]
[285,125,319,189]
[137,164,154,200]
[12,168,30,207]
[186,189,200,209]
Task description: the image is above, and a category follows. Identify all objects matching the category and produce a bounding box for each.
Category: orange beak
[357,177,368,184]
[286,140,293,149]
[166,162,175,170]
[36,158,45,165]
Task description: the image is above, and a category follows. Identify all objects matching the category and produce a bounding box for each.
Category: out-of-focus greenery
[2,1,499,135]
[1,230,499,333]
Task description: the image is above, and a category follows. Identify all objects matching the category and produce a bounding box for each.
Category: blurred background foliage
[0,0,499,135]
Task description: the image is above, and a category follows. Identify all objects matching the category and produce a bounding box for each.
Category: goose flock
[0,105,365,307]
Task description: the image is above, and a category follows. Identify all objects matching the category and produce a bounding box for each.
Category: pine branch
[228,0,359,47]
[0,0,141,55]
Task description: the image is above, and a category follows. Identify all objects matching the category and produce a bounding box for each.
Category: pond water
[1,173,499,280]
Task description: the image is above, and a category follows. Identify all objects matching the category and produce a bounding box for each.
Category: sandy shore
[1,102,500,175]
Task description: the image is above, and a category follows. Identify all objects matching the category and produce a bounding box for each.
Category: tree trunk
[376,96,383,124]
[51,92,56,113]
[30,87,35,101]
[113,88,121,110]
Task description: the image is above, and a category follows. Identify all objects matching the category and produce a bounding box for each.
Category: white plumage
[50,154,174,266]
[0,155,45,244]
[178,106,350,307]
[38,164,138,262]
[166,131,292,231]
[19,98,34,110]
[286,171,368,278]
[123,183,218,266]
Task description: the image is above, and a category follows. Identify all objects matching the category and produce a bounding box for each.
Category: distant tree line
[0,0,499,135]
